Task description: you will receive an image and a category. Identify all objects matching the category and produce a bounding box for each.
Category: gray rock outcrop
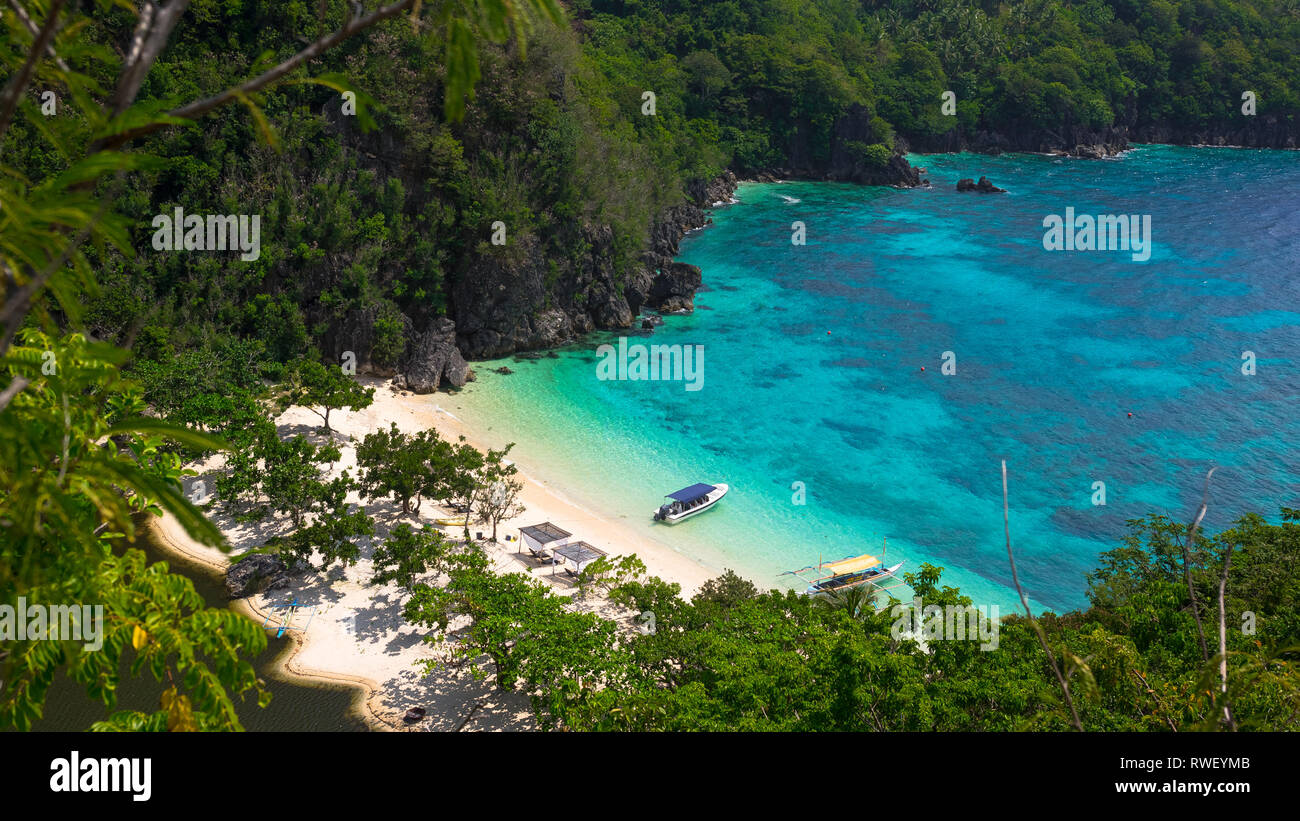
[399,317,470,393]
[957,176,1007,193]
[226,553,290,599]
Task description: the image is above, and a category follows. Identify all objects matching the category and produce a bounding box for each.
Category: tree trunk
[493,651,514,691]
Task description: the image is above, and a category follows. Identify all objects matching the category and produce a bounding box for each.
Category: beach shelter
[518,522,572,558]
[552,542,607,576]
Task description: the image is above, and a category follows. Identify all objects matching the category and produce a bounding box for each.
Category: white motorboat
[653,483,728,523]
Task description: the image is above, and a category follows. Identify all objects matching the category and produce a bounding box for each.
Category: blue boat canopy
[666,483,716,503]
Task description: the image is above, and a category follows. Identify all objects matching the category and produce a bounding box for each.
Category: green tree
[437,438,486,527]
[356,423,437,515]
[260,435,343,528]
[405,550,628,726]
[283,358,374,434]
[473,444,524,542]
[811,583,878,622]
[576,554,647,598]
[370,523,454,590]
[265,478,373,572]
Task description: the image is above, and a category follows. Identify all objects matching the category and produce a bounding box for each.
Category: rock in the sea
[226,553,289,599]
[641,318,655,330]
[398,317,470,393]
[646,262,703,314]
[495,366,513,375]
[956,176,1007,193]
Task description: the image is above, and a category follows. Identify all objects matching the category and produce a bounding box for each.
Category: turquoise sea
[448,145,1299,613]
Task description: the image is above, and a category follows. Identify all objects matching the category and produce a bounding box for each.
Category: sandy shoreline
[145,376,721,731]
[145,515,394,728]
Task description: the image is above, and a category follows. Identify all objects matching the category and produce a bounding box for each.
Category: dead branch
[1217,541,1237,731]
[0,376,30,414]
[110,1,191,116]
[454,701,485,731]
[1184,467,1217,662]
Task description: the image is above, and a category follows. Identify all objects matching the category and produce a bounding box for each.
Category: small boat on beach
[261,597,317,638]
[653,483,728,523]
[783,550,903,596]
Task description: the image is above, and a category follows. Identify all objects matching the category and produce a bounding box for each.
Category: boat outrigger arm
[782,552,904,596]
[262,598,317,638]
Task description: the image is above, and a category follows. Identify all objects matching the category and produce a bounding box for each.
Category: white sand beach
[146,376,722,731]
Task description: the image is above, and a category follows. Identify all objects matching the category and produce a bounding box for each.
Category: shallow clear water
[447,145,1299,613]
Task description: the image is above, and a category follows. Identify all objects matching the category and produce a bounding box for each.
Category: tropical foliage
[5,0,1299,733]
[0,0,562,731]
[411,513,1300,732]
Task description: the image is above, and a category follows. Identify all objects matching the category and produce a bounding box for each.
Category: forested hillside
[63,1,724,387]
[579,0,1300,162]
[19,0,1293,388]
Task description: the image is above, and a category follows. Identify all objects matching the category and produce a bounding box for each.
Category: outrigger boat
[653,482,728,523]
[262,597,317,639]
[783,547,903,596]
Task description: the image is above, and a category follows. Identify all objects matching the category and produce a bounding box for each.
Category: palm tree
[812,584,879,622]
